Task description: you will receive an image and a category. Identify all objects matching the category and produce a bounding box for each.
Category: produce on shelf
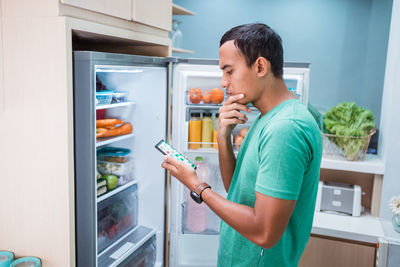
[233,127,249,149]
[323,102,376,161]
[202,91,212,103]
[96,118,124,127]
[211,88,224,104]
[188,88,202,104]
[96,122,132,138]
[104,174,118,190]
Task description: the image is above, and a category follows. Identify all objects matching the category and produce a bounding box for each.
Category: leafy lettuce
[323,102,376,161]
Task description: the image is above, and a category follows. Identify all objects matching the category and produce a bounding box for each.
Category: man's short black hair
[220,23,284,79]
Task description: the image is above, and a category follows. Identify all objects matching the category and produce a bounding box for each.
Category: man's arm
[202,188,295,248]
[217,94,251,192]
[161,155,295,249]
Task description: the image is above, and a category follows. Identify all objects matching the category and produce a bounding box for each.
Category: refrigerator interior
[96,64,167,266]
[169,62,310,267]
[74,52,168,267]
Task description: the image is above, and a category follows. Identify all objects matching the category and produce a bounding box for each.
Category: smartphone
[155,139,197,169]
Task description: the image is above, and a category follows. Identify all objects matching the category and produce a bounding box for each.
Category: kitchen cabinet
[61,0,172,31]
[299,234,377,267]
[133,0,172,31]
[60,0,132,20]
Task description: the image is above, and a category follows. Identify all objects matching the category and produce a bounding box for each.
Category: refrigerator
[73,51,310,267]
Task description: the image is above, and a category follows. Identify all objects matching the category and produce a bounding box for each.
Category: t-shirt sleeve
[255,119,311,200]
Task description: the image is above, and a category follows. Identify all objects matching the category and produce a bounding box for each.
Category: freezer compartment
[98,184,138,253]
[119,235,156,267]
[98,225,156,267]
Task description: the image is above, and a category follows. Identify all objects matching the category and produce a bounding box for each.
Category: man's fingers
[224,93,245,105]
[221,118,247,126]
[162,161,179,174]
[221,110,248,121]
[220,102,252,114]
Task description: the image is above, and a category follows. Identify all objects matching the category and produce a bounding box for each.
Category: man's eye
[227,70,232,75]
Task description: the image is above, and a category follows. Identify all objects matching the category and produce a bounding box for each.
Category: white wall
[378,0,400,219]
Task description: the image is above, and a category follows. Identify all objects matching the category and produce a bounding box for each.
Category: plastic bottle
[213,113,219,150]
[186,156,209,233]
[188,112,202,149]
[201,112,213,148]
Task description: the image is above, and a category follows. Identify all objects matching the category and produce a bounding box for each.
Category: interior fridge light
[95,67,144,73]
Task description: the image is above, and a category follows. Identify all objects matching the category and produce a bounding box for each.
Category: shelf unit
[96,101,135,110]
[96,133,135,147]
[172,3,195,16]
[172,47,194,54]
[97,180,138,203]
[312,211,384,244]
[172,3,195,55]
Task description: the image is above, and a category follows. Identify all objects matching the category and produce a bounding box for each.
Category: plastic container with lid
[97,158,134,177]
[10,257,41,267]
[0,251,14,267]
[96,90,114,105]
[112,91,129,103]
[98,147,131,163]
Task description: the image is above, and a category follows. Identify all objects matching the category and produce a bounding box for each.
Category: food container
[98,147,131,163]
[0,251,14,267]
[322,130,376,161]
[97,184,138,252]
[112,91,129,103]
[10,257,41,267]
[96,90,114,105]
[97,157,134,177]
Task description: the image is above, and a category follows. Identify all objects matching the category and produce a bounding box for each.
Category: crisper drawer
[119,235,157,267]
[98,184,138,253]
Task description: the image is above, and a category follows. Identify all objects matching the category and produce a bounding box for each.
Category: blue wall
[173,0,392,126]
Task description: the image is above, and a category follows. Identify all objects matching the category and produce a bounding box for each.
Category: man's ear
[255,57,269,77]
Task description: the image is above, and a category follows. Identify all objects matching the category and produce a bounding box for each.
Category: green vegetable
[323,102,376,161]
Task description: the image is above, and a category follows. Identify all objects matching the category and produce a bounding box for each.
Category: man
[162,23,322,267]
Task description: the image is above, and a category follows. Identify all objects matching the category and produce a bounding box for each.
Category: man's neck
[253,78,296,116]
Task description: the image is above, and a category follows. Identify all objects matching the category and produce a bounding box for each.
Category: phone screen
[155,140,197,169]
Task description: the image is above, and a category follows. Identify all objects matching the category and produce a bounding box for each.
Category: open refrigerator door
[74,52,168,267]
[168,60,310,267]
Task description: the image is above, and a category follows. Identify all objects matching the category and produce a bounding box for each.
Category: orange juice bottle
[189,112,202,149]
[212,113,219,150]
[201,112,213,148]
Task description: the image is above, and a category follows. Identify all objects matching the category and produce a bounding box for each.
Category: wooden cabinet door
[132,0,171,31]
[60,0,131,20]
[299,235,376,267]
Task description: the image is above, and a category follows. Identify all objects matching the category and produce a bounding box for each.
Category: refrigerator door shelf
[96,101,136,110]
[98,225,156,267]
[96,133,135,147]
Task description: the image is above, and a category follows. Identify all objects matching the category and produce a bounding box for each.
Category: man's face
[219,40,259,105]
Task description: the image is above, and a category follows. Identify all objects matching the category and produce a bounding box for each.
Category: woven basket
[322,130,376,161]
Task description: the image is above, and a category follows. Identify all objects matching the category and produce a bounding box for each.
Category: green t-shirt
[217,99,322,267]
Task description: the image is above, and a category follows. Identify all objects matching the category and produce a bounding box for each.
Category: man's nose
[221,76,228,88]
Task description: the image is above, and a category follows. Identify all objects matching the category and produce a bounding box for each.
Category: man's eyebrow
[220,64,231,70]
